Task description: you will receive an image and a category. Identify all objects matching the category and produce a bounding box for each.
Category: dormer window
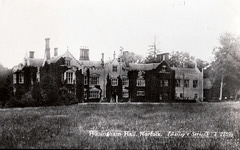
[159,65,167,73]
[112,66,117,72]
[65,60,71,66]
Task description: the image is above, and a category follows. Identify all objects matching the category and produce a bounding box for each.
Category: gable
[155,60,172,73]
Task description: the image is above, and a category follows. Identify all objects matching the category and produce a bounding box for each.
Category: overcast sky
[0,0,240,69]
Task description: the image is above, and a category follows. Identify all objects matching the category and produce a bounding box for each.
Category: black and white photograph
[0,0,240,149]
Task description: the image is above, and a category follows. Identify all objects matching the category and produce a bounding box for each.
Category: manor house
[12,38,203,102]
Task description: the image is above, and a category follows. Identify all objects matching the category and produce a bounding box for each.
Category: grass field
[0,102,240,149]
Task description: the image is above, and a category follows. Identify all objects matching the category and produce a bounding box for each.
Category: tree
[210,33,240,100]
[145,39,161,63]
[119,51,144,64]
[168,51,195,68]
[168,51,209,70]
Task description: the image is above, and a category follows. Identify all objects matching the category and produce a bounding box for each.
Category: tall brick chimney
[79,47,89,61]
[157,53,169,62]
[45,38,50,60]
[101,53,104,66]
[29,51,34,58]
[54,48,58,57]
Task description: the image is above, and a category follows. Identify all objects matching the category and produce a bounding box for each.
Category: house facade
[12,38,204,102]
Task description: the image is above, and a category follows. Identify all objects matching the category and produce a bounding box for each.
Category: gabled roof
[171,67,201,74]
[42,50,82,68]
[80,61,103,70]
[79,60,102,68]
[27,58,43,67]
[128,63,161,71]
[12,63,24,73]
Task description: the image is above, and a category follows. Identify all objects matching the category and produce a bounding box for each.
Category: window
[112,66,117,72]
[19,73,24,84]
[65,60,71,66]
[89,91,100,98]
[112,78,118,86]
[164,80,169,87]
[193,80,198,88]
[123,91,129,98]
[62,73,64,83]
[184,78,189,87]
[13,74,16,84]
[159,65,167,73]
[84,90,87,99]
[37,68,40,82]
[137,79,145,87]
[160,80,163,87]
[175,79,180,87]
[159,93,163,100]
[66,72,73,84]
[84,75,88,85]
[180,93,183,98]
[194,94,198,99]
[122,78,129,86]
[90,76,99,85]
[137,91,145,96]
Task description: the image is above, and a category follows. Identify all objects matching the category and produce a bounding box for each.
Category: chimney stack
[54,48,58,57]
[29,51,34,58]
[45,38,50,60]
[79,47,89,61]
[157,53,169,62]
[101,53,104,66]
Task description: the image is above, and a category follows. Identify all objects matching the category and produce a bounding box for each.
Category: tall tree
[145,37,161,63]
[211,33,240,100]
[168,51,209,70]
[118,49,144,64]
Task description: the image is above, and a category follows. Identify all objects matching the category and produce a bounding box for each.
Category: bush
[32,82,42,105]
[40,74,61,106]
[21,91,37,107]
[58,87,78,105]
[5,97,22,108]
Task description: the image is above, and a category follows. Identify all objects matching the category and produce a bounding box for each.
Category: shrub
[58,87,78,105]
[20,91,37,107]
[40,74,61,106]
[32,82,42,105]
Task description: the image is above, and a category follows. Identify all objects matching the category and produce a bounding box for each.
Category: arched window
[63,70,76,84]
[193,79,198,88]
[175,77,181,87]
[184,77,189,88]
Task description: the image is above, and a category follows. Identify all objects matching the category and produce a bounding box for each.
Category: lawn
[0,102,240,149]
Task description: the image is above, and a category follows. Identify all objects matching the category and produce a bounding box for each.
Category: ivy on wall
[76,69,84,102]
[106,74,111,102]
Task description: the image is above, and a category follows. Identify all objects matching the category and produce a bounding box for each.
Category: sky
[0,0,240,69]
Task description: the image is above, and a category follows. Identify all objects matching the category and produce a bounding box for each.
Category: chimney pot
[54,48,58,57]
[45,38,50,60]
[79,48,89,61]
[29,51,34,58]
